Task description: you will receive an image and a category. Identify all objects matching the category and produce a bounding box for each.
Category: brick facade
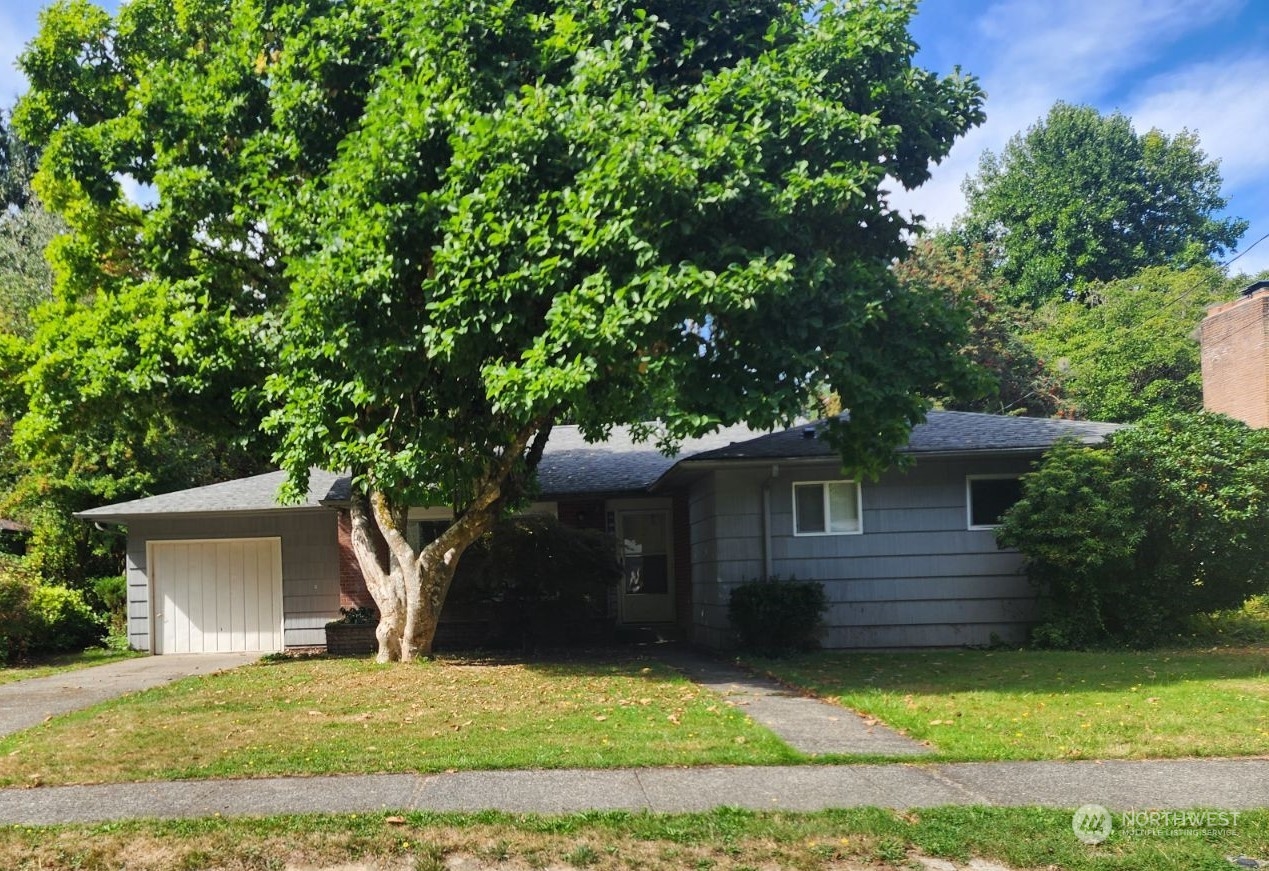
[336,510,378,612]
[1200,287,1269,428]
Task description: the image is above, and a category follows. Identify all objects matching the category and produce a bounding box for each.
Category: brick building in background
[1201,281,1269,427]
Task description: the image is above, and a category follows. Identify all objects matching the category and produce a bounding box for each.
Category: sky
[2,0,1269,277]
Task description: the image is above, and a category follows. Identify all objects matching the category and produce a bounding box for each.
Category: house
[1200,280,1269,428]
[77,411,1118,654]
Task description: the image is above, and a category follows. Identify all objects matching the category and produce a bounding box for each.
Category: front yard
[752,646,1269,762]
[0,655,797,787]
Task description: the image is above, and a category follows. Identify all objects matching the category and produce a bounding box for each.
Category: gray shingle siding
[124,511,340,651]
[693,456,1038,649]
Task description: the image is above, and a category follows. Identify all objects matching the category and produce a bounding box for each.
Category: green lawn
[751,646,1269,761]
[0,644,141,687]
[0,655,798,786]
[4,806,1266,871]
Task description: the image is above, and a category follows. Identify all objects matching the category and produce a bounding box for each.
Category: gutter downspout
[760,464,778,579]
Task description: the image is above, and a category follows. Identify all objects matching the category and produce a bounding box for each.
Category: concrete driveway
[0,652,259,738]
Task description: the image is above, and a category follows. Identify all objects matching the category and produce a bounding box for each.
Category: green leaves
[958,103,1246,307]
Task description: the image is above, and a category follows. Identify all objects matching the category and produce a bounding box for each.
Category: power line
[1223,230,1269,269]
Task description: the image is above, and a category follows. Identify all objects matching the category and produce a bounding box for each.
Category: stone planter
[325,622,378,656]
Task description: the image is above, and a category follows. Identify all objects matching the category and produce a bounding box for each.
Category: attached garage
[149,539,284,654]
[76,470,345,654]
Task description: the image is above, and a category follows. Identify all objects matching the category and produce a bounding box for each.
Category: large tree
[1027,265,1234,423]
[16,0,983,660]
[958,102,1245,307]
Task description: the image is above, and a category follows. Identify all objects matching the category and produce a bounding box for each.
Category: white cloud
[898,0,1251,232]
[1127,55,1269,188]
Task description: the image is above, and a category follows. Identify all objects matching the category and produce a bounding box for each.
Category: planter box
[325,622,378,656]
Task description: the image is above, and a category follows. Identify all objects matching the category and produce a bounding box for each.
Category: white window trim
[966,474,1023,530]
[792,479,863,537]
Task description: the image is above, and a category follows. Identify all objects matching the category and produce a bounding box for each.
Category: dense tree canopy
[16,0,983,658]
[1027,265,1234,423]
[894,236,1063,417]
[958,102,1246,307]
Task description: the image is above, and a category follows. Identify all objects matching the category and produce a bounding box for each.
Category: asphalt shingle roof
[684,411,1122,462]
[75,413,1120,520]
[75,469,346,521]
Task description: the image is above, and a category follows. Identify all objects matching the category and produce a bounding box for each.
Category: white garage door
[150,538,284,654]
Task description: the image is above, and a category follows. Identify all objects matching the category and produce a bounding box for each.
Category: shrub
[0,556,43,663]
[999,412,1269,648]
[0,556,106,662]
[448,515,621,648]
[28,585,107,655]
[728,576,827,656]
[91,574,128,634]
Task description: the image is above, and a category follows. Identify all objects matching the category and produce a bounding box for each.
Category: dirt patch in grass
[752,646,1269,762]
[0,654,798,786]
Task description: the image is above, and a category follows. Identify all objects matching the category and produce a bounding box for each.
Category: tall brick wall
[1201,288,1269,428]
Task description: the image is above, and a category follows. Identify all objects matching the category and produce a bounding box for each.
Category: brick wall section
[1201,289,1269,428]
[336,510,377,612]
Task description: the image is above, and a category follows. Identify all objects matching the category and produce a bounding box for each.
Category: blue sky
[3,0,1268,276]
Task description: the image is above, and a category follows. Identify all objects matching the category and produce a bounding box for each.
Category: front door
[617,508,675,623]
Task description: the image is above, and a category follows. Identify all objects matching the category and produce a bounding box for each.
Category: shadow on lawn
[750,646,1269,697]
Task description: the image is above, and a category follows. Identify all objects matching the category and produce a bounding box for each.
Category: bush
[0,556,107,663]
[28,585,107,655]
[91,574,128,634]
[448,515,621,648]
[728,576,827,656]
[999,412,1269,648]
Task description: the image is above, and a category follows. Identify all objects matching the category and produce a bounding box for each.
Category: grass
[2,806,1265,870]
[750,645,1269,762]
[0,641,141,687]
[0,654,799,786]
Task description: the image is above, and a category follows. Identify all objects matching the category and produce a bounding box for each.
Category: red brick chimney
[1200,282,1269,428]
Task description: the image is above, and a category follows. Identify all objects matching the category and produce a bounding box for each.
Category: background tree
[958,102,1245,307]
[0,112,64,339]
[1027,265,1234,422]
[894,236,1064,416]
[17,0,984,659]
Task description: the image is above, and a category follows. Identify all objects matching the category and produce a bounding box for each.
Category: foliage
[958,102,1246,307]
[450,514,620,648]
[893,236,1063,416]
[0,555,105,663]
[0,557,39,664]
[1028,265,1235,422]
[0,111,65,340]
[16,0,983,659]
[329,606,377,626]
[28,583,106,655]
[90,573,126,634]
[998,413,1269,647]
[728,576,827,656]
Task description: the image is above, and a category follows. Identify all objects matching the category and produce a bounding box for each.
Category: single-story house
[77,411,1119,654]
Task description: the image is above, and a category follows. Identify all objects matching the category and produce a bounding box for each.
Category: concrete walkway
[0,652,259,737]
[653,648,929,756]
[1,758,1266,825]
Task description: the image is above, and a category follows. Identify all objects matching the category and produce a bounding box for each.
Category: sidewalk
[653,647,929,756]
[2,758,1266,825]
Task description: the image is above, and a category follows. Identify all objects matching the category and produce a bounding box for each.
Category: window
[967,475,1023,529]
[793,481,861,536]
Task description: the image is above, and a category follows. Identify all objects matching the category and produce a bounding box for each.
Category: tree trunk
[346,422,551,661]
